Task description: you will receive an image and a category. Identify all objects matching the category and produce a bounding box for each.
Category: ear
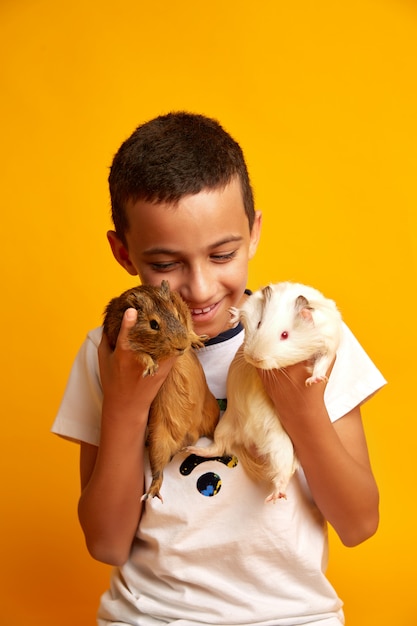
[295,295,314,322]
[248,211,262,259]
[107,230,138,276]
[160,279,171,297]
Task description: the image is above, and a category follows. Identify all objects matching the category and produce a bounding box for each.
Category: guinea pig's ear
[295,295,314,322]
[160,280,171,297]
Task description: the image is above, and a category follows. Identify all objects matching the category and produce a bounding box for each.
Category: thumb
[117,307,138,350]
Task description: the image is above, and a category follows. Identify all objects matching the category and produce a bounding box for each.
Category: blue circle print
[196,472,222,497]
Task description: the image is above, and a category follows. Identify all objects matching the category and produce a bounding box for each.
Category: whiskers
[262,366,305,394]
[232,349,247,368]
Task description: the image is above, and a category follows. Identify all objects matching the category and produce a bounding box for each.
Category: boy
[52,112,386,625]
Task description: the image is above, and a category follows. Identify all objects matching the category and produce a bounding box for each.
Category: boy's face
[108,177,262,338]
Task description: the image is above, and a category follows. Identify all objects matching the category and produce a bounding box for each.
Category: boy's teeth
[192,305,213,315]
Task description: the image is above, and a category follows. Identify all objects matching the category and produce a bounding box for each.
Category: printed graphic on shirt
[179,453,238,497]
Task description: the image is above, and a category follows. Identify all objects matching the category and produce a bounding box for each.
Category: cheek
[226,263,249,294]
[136,266,167,288]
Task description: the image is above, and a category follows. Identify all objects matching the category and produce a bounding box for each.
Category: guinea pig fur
[188,281,342,502]
[234,281,342,385]
[103,280,220,501]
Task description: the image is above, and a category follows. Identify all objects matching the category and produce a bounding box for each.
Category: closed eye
[149,262,179,272]
[211,250,237,262]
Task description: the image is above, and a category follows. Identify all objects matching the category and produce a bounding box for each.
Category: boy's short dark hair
[108,112,255,244]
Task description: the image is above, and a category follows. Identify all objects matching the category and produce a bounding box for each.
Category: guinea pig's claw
[141,490,163,503]
[142,363,159,377]
[305,375,328,386]
[265,491,287,503]
[184,445,201,455]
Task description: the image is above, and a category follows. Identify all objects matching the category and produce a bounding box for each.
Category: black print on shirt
[179,454,238,497]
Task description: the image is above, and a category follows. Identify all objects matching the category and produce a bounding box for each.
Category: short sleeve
[51,327,103,445]
[324,323,386,422]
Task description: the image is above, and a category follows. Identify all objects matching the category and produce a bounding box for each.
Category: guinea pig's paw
[195,333,209,345]
[228,307,240,325]
[185,444,218,458]
[265,490,287,503]
[266,475,291,502]
[141,481,164,503]
[185,444,205,455]
[305,374,328,386]
[138,352,158,378]
[141,359,159,377]
[190,332,207,349]
[141,491,163,503]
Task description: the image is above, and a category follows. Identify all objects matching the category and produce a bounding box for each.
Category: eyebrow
[143,235,244,256]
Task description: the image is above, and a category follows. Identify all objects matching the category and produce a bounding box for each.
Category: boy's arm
[77,309,175,566]
[259,362,379,547]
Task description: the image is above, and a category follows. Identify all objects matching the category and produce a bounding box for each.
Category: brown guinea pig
[103,279,207,375]
[103,280,220,501]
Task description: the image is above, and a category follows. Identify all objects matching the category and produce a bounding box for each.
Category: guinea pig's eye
[280,331,289,340]
[150,319,160,330]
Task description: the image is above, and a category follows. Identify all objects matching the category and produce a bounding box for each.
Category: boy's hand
[258,358,379,546]
[98,308,176,421]
[257,360,333,430]
[79,307,178,566]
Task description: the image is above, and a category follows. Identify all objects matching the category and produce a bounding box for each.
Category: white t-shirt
[52,322,386,626]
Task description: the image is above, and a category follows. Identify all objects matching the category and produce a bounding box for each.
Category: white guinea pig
[233,281,342,385]
[188,281,342,503]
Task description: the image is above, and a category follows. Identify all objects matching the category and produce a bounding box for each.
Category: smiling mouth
[190,303,217,316]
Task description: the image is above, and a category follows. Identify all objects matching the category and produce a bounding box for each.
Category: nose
[180,265,215,304]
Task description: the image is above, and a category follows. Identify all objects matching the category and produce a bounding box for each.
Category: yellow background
[1,0,416,624]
